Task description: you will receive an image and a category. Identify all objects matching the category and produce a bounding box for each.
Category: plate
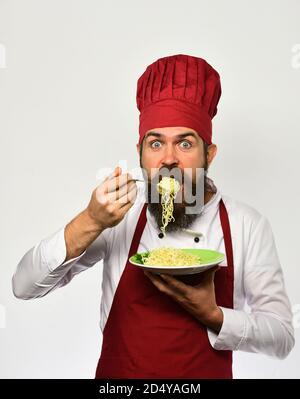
[129,248,225,275]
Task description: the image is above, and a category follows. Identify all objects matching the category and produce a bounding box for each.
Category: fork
[129,178,144,183]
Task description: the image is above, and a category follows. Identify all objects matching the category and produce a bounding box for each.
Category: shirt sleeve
[207,215,295,359]
[12,225,110,300]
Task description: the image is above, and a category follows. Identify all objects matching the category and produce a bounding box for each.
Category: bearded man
[12,54,294,379]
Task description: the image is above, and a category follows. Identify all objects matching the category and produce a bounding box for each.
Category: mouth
[158,174,178,182]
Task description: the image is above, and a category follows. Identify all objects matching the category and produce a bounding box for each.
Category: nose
[161,144,179,168]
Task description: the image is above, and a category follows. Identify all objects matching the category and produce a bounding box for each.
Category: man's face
[136,127,215,232]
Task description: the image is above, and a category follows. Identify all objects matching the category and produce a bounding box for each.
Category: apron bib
[96,198,234,378]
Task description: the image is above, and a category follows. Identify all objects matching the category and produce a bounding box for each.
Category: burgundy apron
[95,198,234,379]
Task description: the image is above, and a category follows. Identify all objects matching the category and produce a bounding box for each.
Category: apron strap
[219,198,234,267]
[218,197,234,308]
[127,203,148,259]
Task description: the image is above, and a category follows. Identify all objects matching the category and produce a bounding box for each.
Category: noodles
[141,247,201,266]
[156,177,180,236]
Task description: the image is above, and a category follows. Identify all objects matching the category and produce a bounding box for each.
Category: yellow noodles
[156,177,180,236]
[142,247,201,266]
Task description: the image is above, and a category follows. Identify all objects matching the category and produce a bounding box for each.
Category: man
[12,54,294,378]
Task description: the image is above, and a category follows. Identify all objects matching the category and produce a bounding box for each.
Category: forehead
[145,126,199,139]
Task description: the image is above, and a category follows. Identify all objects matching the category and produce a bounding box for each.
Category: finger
[117,184,137,207]
[144,270,181,302]
[159,273,190,296]
[144,271,176,297]
[103,166,122,183]
[96,178,135,206]
[118,198,135,216]
[107,180,136,202]
[117,189,137,215]
[201,266,219,283]
[106,172,133,193]
[116,181,136,201]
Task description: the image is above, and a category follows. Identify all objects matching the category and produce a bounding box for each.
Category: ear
[136,142,140,155]
[207,144,217,167]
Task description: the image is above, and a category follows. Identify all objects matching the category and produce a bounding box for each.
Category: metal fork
[129,178,144,183]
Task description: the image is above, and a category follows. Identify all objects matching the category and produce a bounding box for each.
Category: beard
[147,193,200,232]
[144,167,209,233]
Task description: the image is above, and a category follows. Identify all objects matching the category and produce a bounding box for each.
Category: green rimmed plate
[129,248,225,275]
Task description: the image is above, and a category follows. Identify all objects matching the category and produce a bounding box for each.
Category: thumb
[202,265,219,282]
[104,166,121,182]
[114,166,122,176]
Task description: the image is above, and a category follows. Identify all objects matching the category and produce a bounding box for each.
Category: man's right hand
[64,166,137,262]
[86,166,138,231]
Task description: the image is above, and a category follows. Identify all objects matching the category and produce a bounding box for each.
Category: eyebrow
[145,131,198,140]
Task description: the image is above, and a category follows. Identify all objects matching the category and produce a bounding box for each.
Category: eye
[150,140,162,149]
[179,140,192,149]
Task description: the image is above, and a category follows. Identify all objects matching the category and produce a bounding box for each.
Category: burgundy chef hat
[136,54,221,145]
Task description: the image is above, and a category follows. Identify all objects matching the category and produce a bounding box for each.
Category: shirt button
[194,236,200,243]
[158,233,164,239]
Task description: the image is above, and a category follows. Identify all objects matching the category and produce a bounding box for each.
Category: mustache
[146,168,193,185]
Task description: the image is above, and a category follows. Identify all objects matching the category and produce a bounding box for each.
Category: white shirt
[12,179,295,359]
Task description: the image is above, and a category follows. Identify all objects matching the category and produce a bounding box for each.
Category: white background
[0,0,299,378]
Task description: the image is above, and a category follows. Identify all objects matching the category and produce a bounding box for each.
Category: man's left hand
[144,266,223,333]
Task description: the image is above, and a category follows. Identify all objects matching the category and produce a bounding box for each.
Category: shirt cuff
[40,226,87,272]
[207,307,247,351]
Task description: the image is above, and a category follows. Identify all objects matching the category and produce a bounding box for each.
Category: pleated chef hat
[136,54,221,145]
